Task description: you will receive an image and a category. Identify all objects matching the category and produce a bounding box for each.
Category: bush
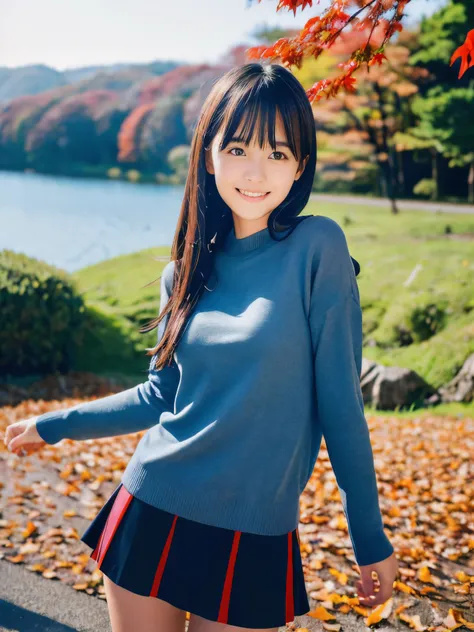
[167,144,191,175]
[409,301,448,342]
[413,178,437,199]
[0,250,87,377]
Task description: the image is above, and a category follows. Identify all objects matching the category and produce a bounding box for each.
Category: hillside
[71,201,474,393]
[0,60,183,103]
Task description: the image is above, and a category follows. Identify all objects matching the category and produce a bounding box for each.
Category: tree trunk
[431,149,439,200]
[379,159,399,214]
[468,161,474,204]
[397,149,405,198]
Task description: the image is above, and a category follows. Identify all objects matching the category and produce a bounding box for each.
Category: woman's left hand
[355,551,399,607]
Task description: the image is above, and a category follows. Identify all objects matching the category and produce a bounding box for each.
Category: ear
[294,155,309,181]
[205,145,214,175]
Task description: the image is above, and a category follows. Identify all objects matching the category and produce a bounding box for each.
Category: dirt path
[310,193,474,214]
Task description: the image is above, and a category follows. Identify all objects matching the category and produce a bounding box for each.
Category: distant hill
[0,64,66,102]
[0,60,183,103]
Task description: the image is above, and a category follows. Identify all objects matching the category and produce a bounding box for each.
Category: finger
[5,425,22,446]
[359,567,376,598]
[8,435,25,453]
[4,426,13,445]
[360,591,390,607]
[358,580,391,607]
[356,580,373,604]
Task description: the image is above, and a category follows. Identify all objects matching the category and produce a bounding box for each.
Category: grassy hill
[72,200,474,398]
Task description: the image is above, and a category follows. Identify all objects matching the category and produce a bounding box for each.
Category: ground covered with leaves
[0,375,473,632]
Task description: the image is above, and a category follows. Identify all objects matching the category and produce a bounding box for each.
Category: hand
[355,551,398,607]
[3,417,46,457]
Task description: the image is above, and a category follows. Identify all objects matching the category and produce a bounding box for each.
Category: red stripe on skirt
[217,530,241,624]
[285,531,295,623]
[91,485,134,568]
[150,515,179,598]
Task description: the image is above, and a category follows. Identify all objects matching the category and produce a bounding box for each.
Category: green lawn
[71,200,474,405]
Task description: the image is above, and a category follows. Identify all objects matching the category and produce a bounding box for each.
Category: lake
[0,171,184,273]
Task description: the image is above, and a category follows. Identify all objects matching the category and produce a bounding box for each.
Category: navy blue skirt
[80,481,310,629]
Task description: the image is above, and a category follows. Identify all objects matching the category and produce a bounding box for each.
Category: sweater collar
[221,224,275,256]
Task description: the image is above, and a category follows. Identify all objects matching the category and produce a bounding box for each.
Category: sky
[1,0,446,71]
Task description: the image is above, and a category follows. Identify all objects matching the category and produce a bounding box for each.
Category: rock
[360,358,381,404]
[438,353,474,403]
[360,358,437,410]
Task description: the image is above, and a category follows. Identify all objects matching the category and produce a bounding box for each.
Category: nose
[243,158,266,183]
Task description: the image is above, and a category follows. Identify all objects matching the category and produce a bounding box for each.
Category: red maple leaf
[450,29,474,79]
[368,52,388,67]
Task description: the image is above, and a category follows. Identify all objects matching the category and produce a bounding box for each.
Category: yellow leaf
[63,510,77,518]
[394,580,417,595]
[309,606,337,621]
[328,568,348,585]
[365,599,393,626]
[22,521,38,538]
[398,612,427,631]
[418,566,434,583]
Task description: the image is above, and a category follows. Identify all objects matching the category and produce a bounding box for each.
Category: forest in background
[0,0,473,203]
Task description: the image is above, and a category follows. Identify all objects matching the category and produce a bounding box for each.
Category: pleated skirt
[80,481,310,629]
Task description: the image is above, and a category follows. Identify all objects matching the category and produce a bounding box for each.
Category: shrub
[413,178,437,199]
[409,301,448,342]
[0,250,87,377]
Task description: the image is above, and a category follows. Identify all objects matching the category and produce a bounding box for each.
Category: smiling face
[204,110,308,234]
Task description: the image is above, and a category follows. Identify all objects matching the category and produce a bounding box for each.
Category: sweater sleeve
[309,223,394,567]
[35,261,180,446]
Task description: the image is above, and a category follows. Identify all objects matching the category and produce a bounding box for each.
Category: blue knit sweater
[36,214,394,566]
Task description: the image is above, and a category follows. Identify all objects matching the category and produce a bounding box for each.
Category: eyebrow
[229,136,292,149]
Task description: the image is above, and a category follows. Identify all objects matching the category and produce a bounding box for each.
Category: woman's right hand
[3,417,47,457]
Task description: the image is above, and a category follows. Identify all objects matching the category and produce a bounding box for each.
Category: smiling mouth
[236,188,271,199]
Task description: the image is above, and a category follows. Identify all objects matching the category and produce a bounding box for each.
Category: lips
[236,188,270,201]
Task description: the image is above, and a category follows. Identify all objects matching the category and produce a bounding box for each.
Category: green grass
[365,400,474,419]
[71,246,172,377]
[300,202,474,389]
[72,201,474,399]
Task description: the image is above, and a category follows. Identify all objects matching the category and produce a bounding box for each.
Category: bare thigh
[187,612,279,632]
[103,573,187,632]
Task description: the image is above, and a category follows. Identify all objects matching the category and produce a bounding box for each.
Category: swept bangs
[207,67,312,175]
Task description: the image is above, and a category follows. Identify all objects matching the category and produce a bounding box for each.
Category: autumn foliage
[450,29,474,78]
[247,0,471,103]
[1,380,473,623]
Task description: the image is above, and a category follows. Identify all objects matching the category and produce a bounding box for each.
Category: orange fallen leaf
[394,580,418,595]
[28,563,46,573]
[63,510,77,518]
[454,571,473,582]
[21,521,38,538]
[365,599,393,626]
[328,568,348,585]
[398,611,427,631]
[308,606,337,621]
[445,608,474,631]
[418,566,434,583]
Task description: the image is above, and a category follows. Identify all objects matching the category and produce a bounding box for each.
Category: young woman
[5,62,398,632]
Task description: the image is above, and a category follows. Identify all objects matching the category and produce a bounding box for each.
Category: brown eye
[271,151,287,161]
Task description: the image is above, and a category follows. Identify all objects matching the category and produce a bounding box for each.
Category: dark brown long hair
[142,62,317,370]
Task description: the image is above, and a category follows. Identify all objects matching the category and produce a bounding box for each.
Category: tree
[25,90,116,170]
[408,1,474,202]
[411,86,474,202]
[247,0,473,204]
[248,1,473,102]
